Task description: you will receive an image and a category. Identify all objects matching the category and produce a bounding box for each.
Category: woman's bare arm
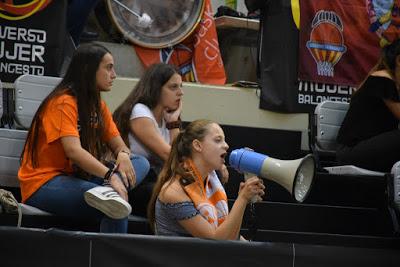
[384,99,400,120]
[60,136,128,199]
[161,177,264,240]
[130,117,172,161]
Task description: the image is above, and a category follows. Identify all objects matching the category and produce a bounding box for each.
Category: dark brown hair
[113,63,179,146]
[21,43,111,172]
[382,38,400,74]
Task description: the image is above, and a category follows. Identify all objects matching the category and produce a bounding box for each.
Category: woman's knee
[131,155,150,185]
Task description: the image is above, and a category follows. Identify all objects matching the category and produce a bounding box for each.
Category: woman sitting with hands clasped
[113,63,184,215]
[18,43,150,233]
[148,119,265,240]
[113,63,183,175]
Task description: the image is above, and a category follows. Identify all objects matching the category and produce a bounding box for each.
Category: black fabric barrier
[241,201,394,237]
[1,227,399,267]
[243,229,400,249]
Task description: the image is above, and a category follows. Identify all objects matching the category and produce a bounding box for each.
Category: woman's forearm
[61,136,109,179]
[67,146,109,178]
[213,196,248,240]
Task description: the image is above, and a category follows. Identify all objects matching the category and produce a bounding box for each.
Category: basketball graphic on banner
[306,10,347,77]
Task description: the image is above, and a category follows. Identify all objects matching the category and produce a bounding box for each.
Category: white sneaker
[84,186,131,219]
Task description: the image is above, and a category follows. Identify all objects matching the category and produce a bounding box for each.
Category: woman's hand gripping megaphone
[239,173,265,203]
[233,147,265,203]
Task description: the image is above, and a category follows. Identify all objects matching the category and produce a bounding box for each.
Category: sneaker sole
[84,191,131,219]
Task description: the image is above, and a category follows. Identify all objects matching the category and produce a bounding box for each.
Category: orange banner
[134,0,226,85]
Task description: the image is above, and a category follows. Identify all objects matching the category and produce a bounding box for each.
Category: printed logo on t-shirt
[77,112,99,132]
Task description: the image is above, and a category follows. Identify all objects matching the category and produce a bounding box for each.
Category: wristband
[166,120,181,130]
[104,167,114,184]
[104,163,118,183]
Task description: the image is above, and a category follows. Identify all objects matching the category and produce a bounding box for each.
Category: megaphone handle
[244,172,258,203]
[243,172,258,241]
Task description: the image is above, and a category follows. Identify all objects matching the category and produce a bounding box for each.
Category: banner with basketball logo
[134,0,226,85]
[298,0,381,87]
[0,0,67,87]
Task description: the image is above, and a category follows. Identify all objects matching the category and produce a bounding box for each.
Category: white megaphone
[229,148,315,202]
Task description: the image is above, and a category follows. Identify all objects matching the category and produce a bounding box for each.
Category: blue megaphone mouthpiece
[229,148,269,175]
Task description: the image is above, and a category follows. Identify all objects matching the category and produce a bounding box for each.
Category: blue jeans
[26,155,150,233]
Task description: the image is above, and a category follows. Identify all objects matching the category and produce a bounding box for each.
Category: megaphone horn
[229,148,315,202]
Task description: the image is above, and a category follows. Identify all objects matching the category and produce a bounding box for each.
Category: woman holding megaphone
[148,119,265,240]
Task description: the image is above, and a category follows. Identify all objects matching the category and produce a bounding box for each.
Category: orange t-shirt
[18,94,120,202]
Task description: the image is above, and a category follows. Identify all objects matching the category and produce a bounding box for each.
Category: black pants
[336,130,400,172]
[128,169,157,217]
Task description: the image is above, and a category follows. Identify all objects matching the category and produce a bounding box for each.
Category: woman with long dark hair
[337,39,400,172]
[18,43,149,233]
[113,63,183,216]
[113,63,183,174]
